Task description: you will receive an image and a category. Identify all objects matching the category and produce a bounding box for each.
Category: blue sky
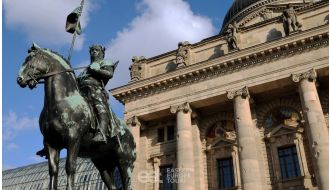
[3,0,233,169]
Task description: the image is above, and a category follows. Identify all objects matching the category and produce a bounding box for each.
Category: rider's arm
[89,64,114,79]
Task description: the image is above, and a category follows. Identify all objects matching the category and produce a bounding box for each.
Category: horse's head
[17,43,51,89]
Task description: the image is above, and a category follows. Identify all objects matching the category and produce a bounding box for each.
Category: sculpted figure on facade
[260,9,273,21]
[129,56,146,82]
[225,21,240,51]
[176,41,191,68]
[282,4,302,35]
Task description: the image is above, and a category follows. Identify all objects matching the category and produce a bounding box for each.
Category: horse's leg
[65,140,80,190]
[92,158,115,189]
[45,143,60,190]
[118,162,134,190]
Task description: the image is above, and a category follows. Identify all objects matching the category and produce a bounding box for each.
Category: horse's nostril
[17,77,23,83]
[17,77,26,87]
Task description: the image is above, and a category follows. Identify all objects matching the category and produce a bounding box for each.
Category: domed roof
[222,0,262,29]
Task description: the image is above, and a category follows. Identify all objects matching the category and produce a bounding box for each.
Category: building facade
[111,0,329,190]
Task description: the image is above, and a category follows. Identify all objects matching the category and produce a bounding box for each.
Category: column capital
[170,102,192,114]
[292,68,317,83]
[227,86,250,100]
[152,157,161,165]
[126,115,141,127]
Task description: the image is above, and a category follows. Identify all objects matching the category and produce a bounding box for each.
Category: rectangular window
[159,165,173,190]
[158,128,165,142]
[278,145,301,179]
[217,158,235,189]
[167,126,175,141]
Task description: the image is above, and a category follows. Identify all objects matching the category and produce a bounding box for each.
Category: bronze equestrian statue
[17,43,136,190]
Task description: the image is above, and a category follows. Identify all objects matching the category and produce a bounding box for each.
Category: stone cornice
[111,25,329,104]
[134,1,328,69]
[292,68,317,83]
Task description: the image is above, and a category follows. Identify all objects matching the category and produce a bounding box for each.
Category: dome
[221,0,262,30]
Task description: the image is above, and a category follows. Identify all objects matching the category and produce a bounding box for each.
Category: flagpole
[67,0,85,64]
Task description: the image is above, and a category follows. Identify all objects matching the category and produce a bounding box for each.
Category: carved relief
[264,107,301,129]
[129,56,146,82]
[260,9,273,21]
[282,4,302,36]
[176,41,191,68]
[206,120,236,146]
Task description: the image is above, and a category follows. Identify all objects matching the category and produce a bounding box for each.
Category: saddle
[79,85,121,139]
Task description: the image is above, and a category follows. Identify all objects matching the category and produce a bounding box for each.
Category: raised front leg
[66,141,80,190]
[45,143,60,190]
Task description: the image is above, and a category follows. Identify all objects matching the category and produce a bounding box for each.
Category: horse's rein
[37,66,88,83]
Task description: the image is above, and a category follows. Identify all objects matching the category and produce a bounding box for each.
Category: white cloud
[3,0,97,49]
[105,0,216,88]
[3,111,38,142]
[6,143,19,151]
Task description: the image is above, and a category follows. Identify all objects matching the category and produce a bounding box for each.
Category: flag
[65,7,82,35]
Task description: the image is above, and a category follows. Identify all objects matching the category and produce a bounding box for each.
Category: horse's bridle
[26,54,87,84]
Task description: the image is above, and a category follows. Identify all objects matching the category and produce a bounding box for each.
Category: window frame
[277,145,302,180]
[217,157,235,189]
[159,164,174,190]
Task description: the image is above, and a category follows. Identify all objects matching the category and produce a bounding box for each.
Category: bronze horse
[17,44,136,190]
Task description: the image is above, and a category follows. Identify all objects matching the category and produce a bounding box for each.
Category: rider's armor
[78,60,120,142]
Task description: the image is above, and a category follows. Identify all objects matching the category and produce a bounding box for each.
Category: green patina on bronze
[17,43,136,190]
[65,91,88,109]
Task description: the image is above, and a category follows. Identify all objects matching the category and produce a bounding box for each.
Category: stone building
[111,0,329,189]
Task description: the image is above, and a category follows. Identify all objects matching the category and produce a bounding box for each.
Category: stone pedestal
[127,116,141,190]
[170,102,195,190]
[227,87,263,190]
[292,69,329,190]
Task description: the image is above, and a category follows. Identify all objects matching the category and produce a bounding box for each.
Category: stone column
[292,69,329,190]
[153,157,161,190]
[126,116,141,190]
[227,87,263,190]
[170,102,195,190]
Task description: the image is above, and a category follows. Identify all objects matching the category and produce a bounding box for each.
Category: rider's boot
[92,113,109,143]
[36,148,48,158]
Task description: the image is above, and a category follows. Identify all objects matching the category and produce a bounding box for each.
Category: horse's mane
[41,48,72,68]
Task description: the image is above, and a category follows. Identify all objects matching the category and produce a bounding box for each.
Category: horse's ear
[28,42,41,53]
[32,42,41,49]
